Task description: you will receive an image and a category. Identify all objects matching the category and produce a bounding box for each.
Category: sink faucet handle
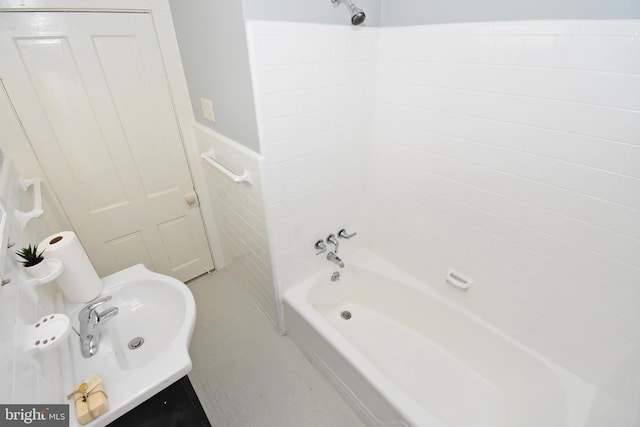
[314,240,327,255]
[326,234,339,253]
[338,228,357,239]
[96,306,119,322]
[79,295,112,320]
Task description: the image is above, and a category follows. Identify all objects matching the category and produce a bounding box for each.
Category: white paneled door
[0,12,214,281]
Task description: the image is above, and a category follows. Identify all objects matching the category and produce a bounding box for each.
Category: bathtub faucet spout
[327,251,344,268]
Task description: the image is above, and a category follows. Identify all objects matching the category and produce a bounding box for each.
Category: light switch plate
[200,98,215,122]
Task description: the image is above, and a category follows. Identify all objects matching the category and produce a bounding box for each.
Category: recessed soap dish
[446,269,473,291]
[24,313,71,352]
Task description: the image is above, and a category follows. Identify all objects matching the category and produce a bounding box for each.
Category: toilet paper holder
[15,177,43,228]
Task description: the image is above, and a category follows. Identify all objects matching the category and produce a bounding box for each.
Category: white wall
[1,84,70,405]
[244,0,382,27]
[246,21,379,296]
[381,0,640,26]
[1,64,78,408]
[246,19,640,421]
[167,0,640,154]
[169,0,261,152]
[0,157,64,405]
[194,124,279,329]
[168,0,383,155]
[366,19,640,417]
[244,0,640,27]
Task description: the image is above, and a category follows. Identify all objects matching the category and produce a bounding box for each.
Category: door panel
[15,36,132,212]
[0,12,214,281]
[157,216,201,270]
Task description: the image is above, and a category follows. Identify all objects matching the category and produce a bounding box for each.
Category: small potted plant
[16,243,49,278]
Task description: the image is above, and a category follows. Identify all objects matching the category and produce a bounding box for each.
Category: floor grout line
[187,269,365,427]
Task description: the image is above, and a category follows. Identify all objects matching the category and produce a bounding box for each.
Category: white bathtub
[284,250,595,427]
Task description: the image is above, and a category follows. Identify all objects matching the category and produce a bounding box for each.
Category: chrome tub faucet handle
[338,228,357,239]
[314,240,327,255]
[327,234,339,253]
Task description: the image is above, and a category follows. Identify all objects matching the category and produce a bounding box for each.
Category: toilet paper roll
[39,231,103,303]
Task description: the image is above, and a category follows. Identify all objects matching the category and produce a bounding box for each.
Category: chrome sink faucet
[78,295,119,358]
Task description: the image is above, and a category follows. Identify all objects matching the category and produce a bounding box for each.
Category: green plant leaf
[16,243,45,267]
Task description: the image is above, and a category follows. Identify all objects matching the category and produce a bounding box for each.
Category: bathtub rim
[284,282,445,427]
[283,248,596,427]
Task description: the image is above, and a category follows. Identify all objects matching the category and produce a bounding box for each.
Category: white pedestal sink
[62,264,196,427]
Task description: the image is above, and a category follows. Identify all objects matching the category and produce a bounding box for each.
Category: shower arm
[331,0,356,9]
[331,0,366,26]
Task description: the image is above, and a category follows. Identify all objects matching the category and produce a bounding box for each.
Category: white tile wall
[246,21,379,295]
[194,124,280,329]
[246,19,640,407]
[367,20,640,390]
[0,158,63,404]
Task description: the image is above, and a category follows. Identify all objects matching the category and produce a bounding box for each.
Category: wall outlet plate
[200,98,215,122]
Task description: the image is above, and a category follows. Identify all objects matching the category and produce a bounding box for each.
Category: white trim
[193,122,263,162]
[0,0,156,11]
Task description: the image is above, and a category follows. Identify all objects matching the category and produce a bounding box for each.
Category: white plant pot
[24,260,50,279]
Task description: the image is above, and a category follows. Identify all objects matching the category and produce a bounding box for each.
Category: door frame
[0,0,225,270]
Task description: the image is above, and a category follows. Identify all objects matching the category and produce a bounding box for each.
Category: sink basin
[63,264,196,427]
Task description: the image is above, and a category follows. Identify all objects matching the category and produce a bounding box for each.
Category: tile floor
[186,269,365,427]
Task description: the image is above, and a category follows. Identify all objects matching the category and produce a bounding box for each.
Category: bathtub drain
[340,310,352,320]
[128,337,144,349]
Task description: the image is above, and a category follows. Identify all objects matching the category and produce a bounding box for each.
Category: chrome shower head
[331,0,366,26]
[349,3,366,25]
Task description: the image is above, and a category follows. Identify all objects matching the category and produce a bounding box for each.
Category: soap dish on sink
[24,313,71,353]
